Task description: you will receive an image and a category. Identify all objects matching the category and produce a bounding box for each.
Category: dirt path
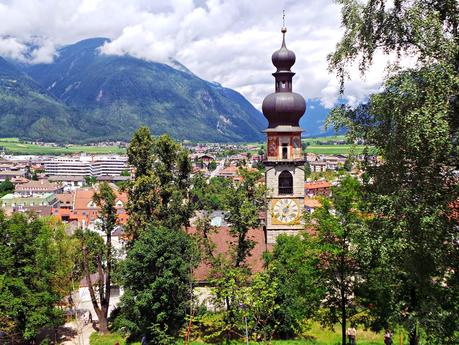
[60,320,95,345]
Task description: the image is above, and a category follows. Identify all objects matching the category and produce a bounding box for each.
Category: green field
[0,138,126,155]
[304,145,366,155]
[90,322,404,345]
[303,135,347,144]
[0,136,371,156]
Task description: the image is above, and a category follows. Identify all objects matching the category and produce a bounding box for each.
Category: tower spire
[281,10,287,47]
[262,21,305,129]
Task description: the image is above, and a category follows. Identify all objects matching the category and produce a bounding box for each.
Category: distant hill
[0,37,340,143]
[300,99,343,137]
[14,38,267,143]
[0,57,83,142]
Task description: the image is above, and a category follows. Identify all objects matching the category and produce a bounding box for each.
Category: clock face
[273,199,300,224]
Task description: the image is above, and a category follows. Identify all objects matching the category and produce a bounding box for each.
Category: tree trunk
[341,287,346,345]
[409,329,418,345]
[98,314,109,335]
[341,312,346,345]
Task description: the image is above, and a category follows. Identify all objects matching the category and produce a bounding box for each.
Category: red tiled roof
[219,166,238,175]
[304,181,332,189]
[186,226,268,282]
[73,188,127,210]
[304,197,321,208]
[56,192,74,205]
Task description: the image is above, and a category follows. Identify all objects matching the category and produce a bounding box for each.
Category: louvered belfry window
[279,170,293,194]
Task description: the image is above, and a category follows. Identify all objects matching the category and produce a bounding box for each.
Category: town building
[52,188,128,228]
[0,193,58,216]
[15,179,63,196]
[304,181,332,197]
[0,169,27,181]
[262,25,306,244]
[310,161,327,173]
[48,175,85,190]
[44,154,128,177]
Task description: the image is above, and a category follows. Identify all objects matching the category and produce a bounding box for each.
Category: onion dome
[262,27,306,129]
[271,27,296,72]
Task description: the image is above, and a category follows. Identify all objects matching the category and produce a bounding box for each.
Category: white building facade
[45,154,128,176]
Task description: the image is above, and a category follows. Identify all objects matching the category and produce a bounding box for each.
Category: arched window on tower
[279,170,293,194]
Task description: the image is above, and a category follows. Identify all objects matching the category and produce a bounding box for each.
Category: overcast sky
[0,0,390,108]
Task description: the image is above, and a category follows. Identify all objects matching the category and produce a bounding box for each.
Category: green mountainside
[0,57,83,142]
[7,38,266,143]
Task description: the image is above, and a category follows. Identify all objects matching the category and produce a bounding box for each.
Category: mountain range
[0,38,333,143]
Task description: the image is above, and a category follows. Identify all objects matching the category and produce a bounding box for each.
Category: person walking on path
[347,325,357,345]
[384,329,393,345]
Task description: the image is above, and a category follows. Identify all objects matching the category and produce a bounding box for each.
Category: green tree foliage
[120,169,131,177]
[306,176,365,345]
[0,179,14,197]
[125,128,193,239]
[304,162,312,179]
[208,160,217,171]
[205,269,279,343]
[0,212,75,342]
[113,227,198,344]
[223,168,265,268]
[84,175,97,187]
[266,234,324,339]
[328,1,459,344]
[191,175,231,211]
[328,0,458,89]
[127,126,155,179]
[343,157,353,172]
[241,271,279,342]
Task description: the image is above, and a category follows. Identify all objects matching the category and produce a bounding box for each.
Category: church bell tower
[262,25,306,244]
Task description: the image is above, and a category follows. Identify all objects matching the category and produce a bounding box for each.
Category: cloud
[0,37,27,61]
[0,0,391,108]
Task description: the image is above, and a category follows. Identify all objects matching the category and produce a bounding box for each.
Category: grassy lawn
[90,322,403,344]
[0,138,126,155]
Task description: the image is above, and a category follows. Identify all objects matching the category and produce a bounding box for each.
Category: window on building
[279,170,293,195]
[282,143,288,159]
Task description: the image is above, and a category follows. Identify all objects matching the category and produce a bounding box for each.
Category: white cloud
[0,0,392,108]
[0,37,27,61]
